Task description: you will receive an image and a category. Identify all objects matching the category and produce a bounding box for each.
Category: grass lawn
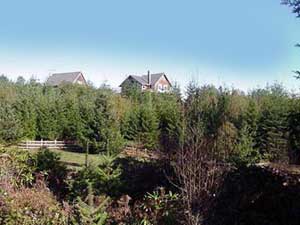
[28,148,107,169]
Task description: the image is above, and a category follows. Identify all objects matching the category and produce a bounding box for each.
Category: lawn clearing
[28,148,107,169]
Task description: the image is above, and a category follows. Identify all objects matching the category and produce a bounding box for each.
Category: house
[120,71,172,93]
[46,71,87,86]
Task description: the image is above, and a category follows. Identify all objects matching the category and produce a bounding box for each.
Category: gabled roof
[46,72,85,86]
[120,73,170,87]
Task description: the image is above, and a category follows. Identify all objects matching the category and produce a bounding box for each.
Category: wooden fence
[19,140,78,150]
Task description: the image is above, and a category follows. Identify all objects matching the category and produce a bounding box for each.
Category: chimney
[147,70,151,86]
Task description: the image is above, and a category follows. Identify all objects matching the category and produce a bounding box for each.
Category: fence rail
[19,140,78,150]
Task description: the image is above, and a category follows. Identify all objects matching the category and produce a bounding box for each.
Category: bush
[0,181,70,225]
[0,148,35,187]
[131,188,182,225]
[35,148,68,198]
[107,188,183,225]
[0,148,71,225]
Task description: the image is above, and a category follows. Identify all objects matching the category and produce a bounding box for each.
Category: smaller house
[46,71,87,86]
[120,71,172,93]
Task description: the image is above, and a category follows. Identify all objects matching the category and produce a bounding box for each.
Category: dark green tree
[0,102,22,143]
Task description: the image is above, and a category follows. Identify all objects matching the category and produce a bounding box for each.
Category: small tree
[76,182,109,225]
[137,103,159,149]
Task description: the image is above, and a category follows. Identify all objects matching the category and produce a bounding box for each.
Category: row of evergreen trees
[185,82,299,164]
[1,75,300,163]
[0,75,183,154]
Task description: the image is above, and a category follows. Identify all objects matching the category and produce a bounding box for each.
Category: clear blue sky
[0,0,299,91]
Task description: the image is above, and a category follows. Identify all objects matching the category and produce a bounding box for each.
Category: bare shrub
[174,130,227,225]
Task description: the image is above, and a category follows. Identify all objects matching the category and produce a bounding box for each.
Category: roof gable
[46,72,85,86]
[120,73,171,87]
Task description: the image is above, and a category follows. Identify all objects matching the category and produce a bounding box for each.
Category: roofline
[119,75,130,87]
[152,73,172,87]
[73,71,87,84]
[119,75,144,87]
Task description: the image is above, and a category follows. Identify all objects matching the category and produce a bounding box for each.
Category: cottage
[120,71,172,93]
[46,71,87,86]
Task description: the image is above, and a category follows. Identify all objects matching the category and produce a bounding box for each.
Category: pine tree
[137,98,159,150]
[76,182,109,225]
[0,102,22,143]
[121,107,139,140]
[157,94,183,153]
[288,99,300,164]
[230,124,260,166]
[256,104,289,162]
[91,91,124,154]
[244,99,259,138]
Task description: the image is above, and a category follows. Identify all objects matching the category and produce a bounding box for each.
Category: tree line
[1,75,300,164]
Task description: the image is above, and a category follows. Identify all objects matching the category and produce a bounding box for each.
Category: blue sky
[0,0,299,91]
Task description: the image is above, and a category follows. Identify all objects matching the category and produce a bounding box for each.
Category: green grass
[28,149,107,169]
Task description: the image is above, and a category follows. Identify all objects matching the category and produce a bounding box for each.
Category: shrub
[0,181,70,225]
[132,188,182,225]
[0,148,35,187]
[173,136,226,225]
[35,148,68,198]
[0,148,71,225]
[107,188,183,225]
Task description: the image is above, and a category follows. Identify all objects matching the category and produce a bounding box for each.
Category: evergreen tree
[0,102,22,142]
[137,94,159,149]
[121,107,139,140]
[256,100,289,162]
[156,94,183,153]
[76,182,109,225]
[230,124,260,166]
[90,91,124,154]
[288,99,300,164]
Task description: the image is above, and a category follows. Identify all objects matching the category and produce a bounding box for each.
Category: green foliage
[70,155,122,199]
[35,148,68,197]
[131,188,181,225]
[254,84,290,163]
[137,102,159,150]
[0,81,125,154]
[229,125,260,166]
[121,107,140,140]
[75,183,109,225]
[0,184,69,225]
[155,94,183,153]
[0,76,299,165]
[0,148,35,187]
[0,148,69,225]
[288,99,300,164]
[121,93,160,150]
[0,102,22,143]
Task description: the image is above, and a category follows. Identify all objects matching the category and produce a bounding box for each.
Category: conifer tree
[288,99,300,164]
[156,94,183,153]
[256,102,289,162]
[0,102,22,142]
[137,94,159,149]
[76,182,109,225]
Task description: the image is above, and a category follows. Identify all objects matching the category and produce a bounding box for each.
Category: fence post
[55,139,57,148]
[41,139,43,148]
[85,141,89,168]
[26,140,28,150]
